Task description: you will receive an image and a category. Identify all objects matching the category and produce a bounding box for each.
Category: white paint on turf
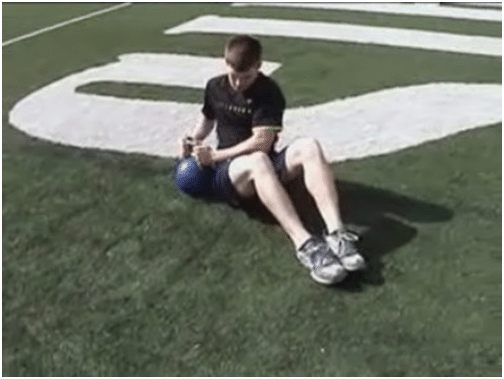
[278,83,502,161]
[164,15,501,57]
[9,54,281,158]
[2,3,132,47]
[9,53,502,162]
[231,3,502,22]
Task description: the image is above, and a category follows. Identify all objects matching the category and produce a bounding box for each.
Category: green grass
[2,3,118,41]
[3,3,502,376]
[77,82,204,103]
[3,126,501,376]
[220,4,503,37]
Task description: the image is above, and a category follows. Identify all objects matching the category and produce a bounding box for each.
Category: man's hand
[194,145,215,166]
[179,136,200,158]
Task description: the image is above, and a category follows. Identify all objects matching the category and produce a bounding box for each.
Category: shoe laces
[301,238,339,269]
[331,231,359,257]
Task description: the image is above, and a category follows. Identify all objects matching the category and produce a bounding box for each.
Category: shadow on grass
[238,177,454,291]
[11,143,453,291]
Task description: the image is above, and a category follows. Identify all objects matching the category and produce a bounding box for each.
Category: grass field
[3,3,502,376]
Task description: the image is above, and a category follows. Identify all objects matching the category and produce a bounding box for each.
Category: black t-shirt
[202,72,286,150]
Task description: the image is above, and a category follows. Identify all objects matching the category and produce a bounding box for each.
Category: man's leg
[282,138,366,271]
[227,151,348,284]
[228,151,312,249]
[283,138,344,234]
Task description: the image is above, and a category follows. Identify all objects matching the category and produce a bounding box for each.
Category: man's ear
[255,60,262,70]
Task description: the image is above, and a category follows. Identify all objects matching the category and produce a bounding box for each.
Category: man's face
[225,61,260,93]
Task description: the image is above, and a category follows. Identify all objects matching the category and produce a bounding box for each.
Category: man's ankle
[327,228,343,236]
[295,235,314,250]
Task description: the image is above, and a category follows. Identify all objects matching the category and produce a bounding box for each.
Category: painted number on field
[9,53,502,162]
[9,7,503,162]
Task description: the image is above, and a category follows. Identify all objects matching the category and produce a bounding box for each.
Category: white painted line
[8,53,282,156]
[231,2,502,22]
[61,53,282,89]
[165,15,502,57]
[2,2,132,47]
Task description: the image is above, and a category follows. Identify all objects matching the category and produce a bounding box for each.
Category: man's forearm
[190,117,215,142]
[213,133,272,162]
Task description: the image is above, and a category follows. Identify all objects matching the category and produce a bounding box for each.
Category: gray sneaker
[325,230,366,271]
[297,237,348,285]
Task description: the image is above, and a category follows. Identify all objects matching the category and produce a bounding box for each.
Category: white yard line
[231,3,502,22]
[165,15,502,57]
[2,2,132,47]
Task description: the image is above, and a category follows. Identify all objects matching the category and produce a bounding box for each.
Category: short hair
[224,35,262,72]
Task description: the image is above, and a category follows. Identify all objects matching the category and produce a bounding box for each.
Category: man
[178,35,365,285]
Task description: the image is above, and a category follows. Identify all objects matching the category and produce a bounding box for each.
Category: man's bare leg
[284,138,344,234]
[228,151,312,248]
[283,138,366,270]
[228,150,349,283]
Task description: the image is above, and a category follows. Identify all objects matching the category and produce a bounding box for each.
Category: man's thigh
[227,154,257,198]
[228,149,290,197]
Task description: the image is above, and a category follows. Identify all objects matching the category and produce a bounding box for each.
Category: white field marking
[8,54,502,162]
[231,3,502,22]
[164,15,501,57]
[278,83,502,161]
[43,53,281,89]
[8,54,281,157]
[2,2,132,47]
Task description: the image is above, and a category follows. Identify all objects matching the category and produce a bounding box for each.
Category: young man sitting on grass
[177,35,365,285]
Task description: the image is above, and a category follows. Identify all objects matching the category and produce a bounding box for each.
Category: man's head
[224,35,262,92]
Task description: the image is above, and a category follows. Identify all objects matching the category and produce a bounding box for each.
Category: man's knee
[234,151,271,173]
[231,151,270,173]
[248,151,274,175]
[288,137,324,166]
[295,137,322,158]
[229,151,273,198]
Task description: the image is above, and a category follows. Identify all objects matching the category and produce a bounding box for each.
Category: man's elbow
[250,128,278,153]
[255,138,274,153]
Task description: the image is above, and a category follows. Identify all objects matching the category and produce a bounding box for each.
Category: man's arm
[195,126,278,165]
[214,127,277,161]
[191,115,215,142]
[179,115,215,157]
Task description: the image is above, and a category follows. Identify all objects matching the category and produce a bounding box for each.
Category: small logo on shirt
[217,102,252,115]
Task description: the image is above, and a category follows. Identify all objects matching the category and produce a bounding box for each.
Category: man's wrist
[185,136,205,147]
[212,148,225,163]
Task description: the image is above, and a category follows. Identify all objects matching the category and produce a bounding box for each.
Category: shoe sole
[341,258,367,272]
[311,269,348,285]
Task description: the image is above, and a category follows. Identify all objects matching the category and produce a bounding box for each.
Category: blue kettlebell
[175,157,211,196]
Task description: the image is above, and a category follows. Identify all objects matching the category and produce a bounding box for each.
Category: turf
[3,3,502,376]
[2,3,118,41]
[220,4,503,37]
